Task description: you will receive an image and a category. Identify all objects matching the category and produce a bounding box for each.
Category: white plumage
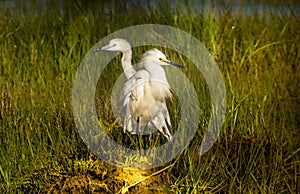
[101,38,183,142]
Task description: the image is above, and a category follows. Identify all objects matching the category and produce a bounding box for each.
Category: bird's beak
[101,44,114,50]
[93,44,113,52]
[165,60,184,68]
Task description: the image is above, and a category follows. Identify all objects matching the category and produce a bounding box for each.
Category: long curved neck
[122,49,136,80]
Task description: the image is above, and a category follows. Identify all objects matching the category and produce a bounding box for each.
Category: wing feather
[121,69,150,133]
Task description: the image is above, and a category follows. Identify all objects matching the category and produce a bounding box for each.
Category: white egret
[100,38,183,145]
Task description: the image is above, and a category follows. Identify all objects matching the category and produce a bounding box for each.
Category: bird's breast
[148,81,172,101]
[128,81,171,123]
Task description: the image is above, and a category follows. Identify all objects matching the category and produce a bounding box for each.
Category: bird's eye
[159,58,165,62]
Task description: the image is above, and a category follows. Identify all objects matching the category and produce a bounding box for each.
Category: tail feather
[150,102,173,142]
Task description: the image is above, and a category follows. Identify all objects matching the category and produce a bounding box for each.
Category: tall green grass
[0,0,299,192]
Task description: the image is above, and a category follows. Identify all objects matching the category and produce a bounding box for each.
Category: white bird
[100,38,183,143]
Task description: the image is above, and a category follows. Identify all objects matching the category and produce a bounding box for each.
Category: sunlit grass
[0,0,299,193]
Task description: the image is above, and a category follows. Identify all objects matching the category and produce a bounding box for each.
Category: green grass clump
[0,0,299,193]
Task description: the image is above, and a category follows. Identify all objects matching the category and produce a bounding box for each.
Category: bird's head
[141,48,184,68]
[99,38,131,52]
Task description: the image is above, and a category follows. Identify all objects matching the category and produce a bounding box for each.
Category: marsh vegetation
[0,0,299,193]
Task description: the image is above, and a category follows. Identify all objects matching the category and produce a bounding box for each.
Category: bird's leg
[144,122,151,150]
[122,130,127,148]
[136,117,142,155]
[137,134,142,155]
